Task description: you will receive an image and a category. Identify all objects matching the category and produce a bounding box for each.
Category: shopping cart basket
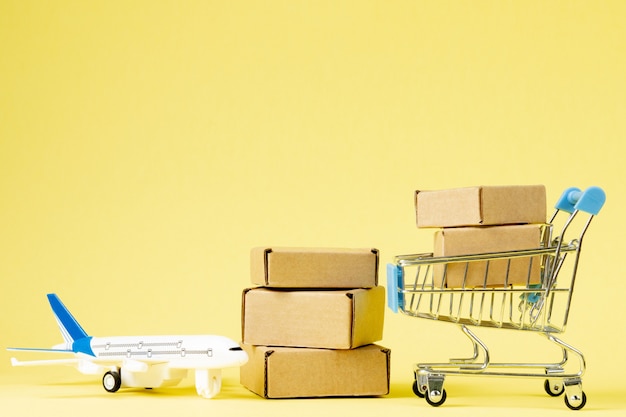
[387,186,605,410]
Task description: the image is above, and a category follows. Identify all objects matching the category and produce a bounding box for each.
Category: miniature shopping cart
[387,186,605,410]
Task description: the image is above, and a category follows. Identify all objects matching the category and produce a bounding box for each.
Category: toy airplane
[7,293,248,398]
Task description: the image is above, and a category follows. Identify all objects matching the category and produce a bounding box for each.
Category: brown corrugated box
[240,343,390,398]
[241,286,385,349]
[434,224,543,287]
[250,247,379,288]
[415,185,546,228]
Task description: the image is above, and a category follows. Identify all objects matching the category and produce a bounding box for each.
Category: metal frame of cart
[387,186,605,410]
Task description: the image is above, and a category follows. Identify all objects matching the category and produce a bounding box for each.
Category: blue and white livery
[8,294,248,398]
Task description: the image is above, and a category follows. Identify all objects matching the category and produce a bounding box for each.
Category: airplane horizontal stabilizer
[7,347,74,353]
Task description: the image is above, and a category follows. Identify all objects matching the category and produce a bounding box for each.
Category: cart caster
[563,379,586,410]
[565,391,586,410]
[420,373,446,407]
[544,379,565,397]
[411,380,425,398]
[425,388,447,407]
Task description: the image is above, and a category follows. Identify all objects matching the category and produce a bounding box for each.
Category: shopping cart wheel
[425,388,447,407]
[411,380,425,398]
[544,379,565,397]
[564,391,586,410]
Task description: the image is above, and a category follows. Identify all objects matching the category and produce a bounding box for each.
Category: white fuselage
[82,334,247,389]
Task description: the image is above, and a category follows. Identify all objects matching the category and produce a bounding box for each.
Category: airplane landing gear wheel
[103,370,122,393]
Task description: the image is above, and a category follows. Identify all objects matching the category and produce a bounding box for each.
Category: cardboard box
[415,185,546,228]
[241,286,385,349]
[250,247,379,288]
[240,344,390,398]
[434,224,543,287]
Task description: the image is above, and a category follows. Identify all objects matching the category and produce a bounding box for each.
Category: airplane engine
[195,369,222,399]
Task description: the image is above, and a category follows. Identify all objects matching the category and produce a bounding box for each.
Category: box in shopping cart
[415,185,546,228]
[250,247,379,288]
[241,286,385,349]
[433,224,543,287]
[240,343,390,398]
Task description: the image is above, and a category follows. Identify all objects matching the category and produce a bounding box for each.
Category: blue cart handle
[554,186,606,215]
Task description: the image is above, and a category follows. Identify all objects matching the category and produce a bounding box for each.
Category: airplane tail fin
[47,294,90,345]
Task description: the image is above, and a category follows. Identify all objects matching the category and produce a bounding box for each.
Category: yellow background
[1,1,624,415]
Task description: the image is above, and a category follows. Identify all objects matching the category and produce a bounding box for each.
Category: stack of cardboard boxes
[240,247,390,398]
[415,185,547,288]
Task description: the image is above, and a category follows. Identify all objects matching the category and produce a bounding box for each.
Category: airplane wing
[11,357,80,367]
[8,347,80,368]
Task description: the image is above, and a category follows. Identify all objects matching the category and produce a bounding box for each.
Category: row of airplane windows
[98,348,214,359]
[93,341,185,350]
